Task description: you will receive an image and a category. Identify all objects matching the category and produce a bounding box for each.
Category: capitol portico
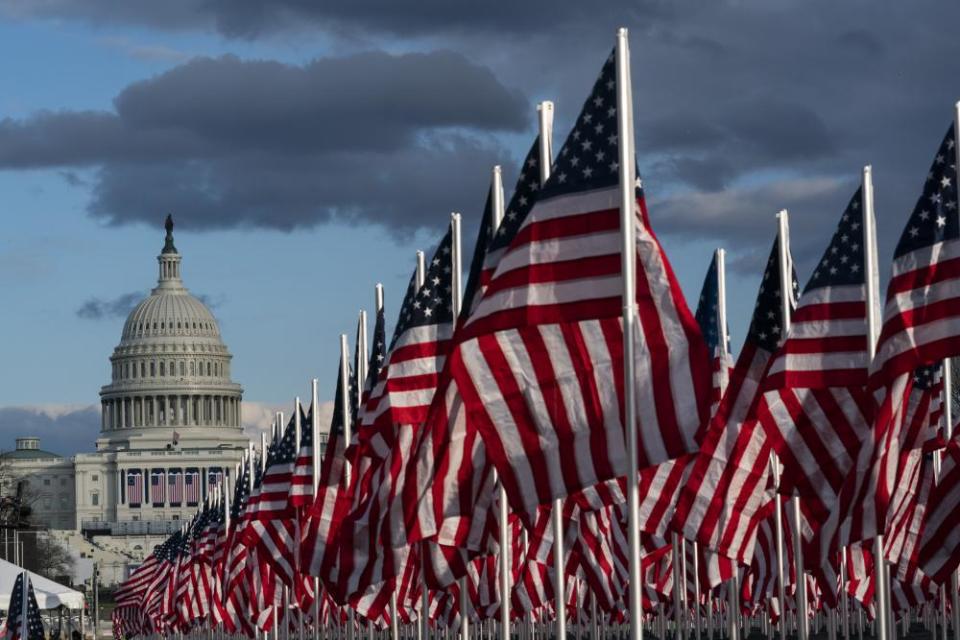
[2,217,249,581]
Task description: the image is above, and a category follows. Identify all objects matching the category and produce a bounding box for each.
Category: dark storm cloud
[0,0,669,39]
[0,51,527,233]
[2,0,960,266]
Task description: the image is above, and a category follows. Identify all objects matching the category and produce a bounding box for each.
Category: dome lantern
[157,214,182,288]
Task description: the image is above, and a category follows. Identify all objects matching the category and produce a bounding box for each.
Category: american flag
[442,50,710,519]
[151,469,165,506]
[127,470,143,507]
[246,414,299,585]
[206,468,223,497]
[185,469,200,505]
[873,123,960,382]
[1,573,44,640]
[917,432,960,583]
[674,236,797,565]
[828,123,960,555]
[337,227,454,604]
[759,189,873,528]
[407,138,540,560]
[695,251,734,417]
[302,362,352,589]
[289,403,314,508]
[168,469,183,505]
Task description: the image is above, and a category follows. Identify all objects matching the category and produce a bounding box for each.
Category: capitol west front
[5,219,248,581]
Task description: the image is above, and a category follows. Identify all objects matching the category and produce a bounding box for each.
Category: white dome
[121,288,220,343]
[97,216,244,449]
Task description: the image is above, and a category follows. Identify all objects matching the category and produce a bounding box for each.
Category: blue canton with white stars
[390,227,453,350]
[329,361,358,438]
[695,254,726,353]
[747,237,799,353]
[463,137,542,316]
[298,404,312,448]
[365,308,387,391]
[805,187,866,293]
[265,414,298,468]
[491,137,543,252]
[6,574,44,640]
[540,51,621,201]
[230,459,251,520]
[894,124,960,258]
[912,362,942,391]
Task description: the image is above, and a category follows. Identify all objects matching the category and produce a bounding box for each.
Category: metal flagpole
[776,210,807,640]
[950,101,960,640]
[692,543,702,640]
[839,547,850,640]
[535,93,567,640]
[716,248,738,640]
[310,378,323,640]
[21,572,29,640]
[673,534,687,640]
[861,165,889,640]
[937,360,952,640]
[448,212,469,640]
[488,164,512,640]
[615,28,643,640]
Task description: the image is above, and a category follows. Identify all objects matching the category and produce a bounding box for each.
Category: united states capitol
[2,217,310,586]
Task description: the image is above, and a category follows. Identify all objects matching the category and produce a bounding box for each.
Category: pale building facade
[3,218,249,582]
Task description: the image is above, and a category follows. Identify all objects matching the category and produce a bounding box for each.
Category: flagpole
[358,311,368,395]
[311,377,323,640]
[535,93,567,640]
[715,248,739,640]
[490,163,513,640]
[771,212,790,640]
[949,101,960,640]
[21,572,29,640]
[860,165,889,640]
[615,27,643,640]
[672,534,686,640]
[447,211,469,640]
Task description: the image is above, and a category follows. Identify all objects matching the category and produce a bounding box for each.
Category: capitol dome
[98,216,245,450]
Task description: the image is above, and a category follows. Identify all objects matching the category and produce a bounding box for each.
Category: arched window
[179,361,185,377]
[150,361,156,377]
[207,362,212,376]
[169,361,175,377]
[141,362,146,378]
[159,361,165,377]
[190,361,195,376]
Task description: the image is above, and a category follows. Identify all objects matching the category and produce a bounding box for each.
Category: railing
[81,520,184,535]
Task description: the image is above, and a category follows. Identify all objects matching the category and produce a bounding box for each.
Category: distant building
[2,218,249,583]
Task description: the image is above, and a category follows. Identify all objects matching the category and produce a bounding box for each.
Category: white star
[571,156,580,167]
[518,196,528,206]
[909,227,919,237]
[919,210,930,220]
[942,176,952,188]
[596,150,606,162]
[609,161,619,172]
[851,264,860,273]
[937,215,947,227]
[583,167,594,178]
[558,172,567,183]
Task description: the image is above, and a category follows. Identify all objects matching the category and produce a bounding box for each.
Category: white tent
[0,558,84,610]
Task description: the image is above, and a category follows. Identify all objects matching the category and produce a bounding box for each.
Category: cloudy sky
[0,1,958,454]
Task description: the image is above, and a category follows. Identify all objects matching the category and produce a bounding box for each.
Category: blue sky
[1,1,958,453]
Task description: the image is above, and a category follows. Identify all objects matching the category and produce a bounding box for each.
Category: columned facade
[86,216,247,526]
